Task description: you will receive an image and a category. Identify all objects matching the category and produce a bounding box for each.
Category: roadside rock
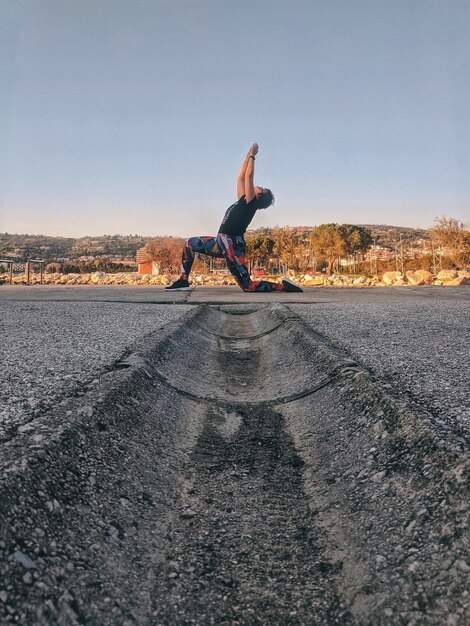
[445,271,470,286]
[414,269,434,284]
[353,276,367,285]
[382,271,403,285]
[437,269,458,282]
[90,271,106,284]
[3,267,470,288]
[406,271,424,285]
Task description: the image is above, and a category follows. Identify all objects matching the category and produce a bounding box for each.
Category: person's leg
[167,236,223,290]
[217,234,285,292]
[180,236,222,281]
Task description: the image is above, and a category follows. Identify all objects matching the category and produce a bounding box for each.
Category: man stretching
[166,143,303,292]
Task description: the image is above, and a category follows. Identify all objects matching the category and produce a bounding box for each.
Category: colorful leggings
[180,234,285,292]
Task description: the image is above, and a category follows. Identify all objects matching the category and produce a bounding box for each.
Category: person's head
[254,187,275,209]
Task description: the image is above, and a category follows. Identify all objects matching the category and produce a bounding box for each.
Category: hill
[0,225,429,262]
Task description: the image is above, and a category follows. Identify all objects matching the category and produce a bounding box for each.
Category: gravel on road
[2,297,468,443]
[292,298,470,439]
[0,302,191,440]
[1,299,469,624]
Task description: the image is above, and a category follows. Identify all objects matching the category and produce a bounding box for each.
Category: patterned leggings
[180,234,285,292]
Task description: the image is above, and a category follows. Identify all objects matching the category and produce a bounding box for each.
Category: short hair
[255,188,275,209]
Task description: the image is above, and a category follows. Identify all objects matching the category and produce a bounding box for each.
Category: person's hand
[249,143,259,157]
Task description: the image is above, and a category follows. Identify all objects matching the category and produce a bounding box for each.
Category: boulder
[353,276,366,285]
[382,271,403,285]
[444,276,470,286]
[452,271,470,285]
[414,269,434,284]
[303,275,316,285]
[90,271,105,284]
[437,269,458,282]
[406,271,423,286]
[304,276,325,286]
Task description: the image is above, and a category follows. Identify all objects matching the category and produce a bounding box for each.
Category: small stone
[405,520,416,533]
[168,572,178,579]
[180,508,197,519]
[456,560,470,572]
[22,572,33,584]
[18,424,35,433]
[0,591,8,603]
[46,499,62,512]
[384,608,393,617]
[79,406,93,418]
[59,602,79,620]
[13,551,37,569]
[105,526,120,541]
[168,561,180,572]
[371,471,386,481]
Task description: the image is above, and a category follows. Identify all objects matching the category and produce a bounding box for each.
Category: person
[165,143,303,292]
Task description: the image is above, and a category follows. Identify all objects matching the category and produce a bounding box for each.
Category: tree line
[143,217,469,275]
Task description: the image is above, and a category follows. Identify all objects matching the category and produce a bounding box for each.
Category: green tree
[340,224,373,256]
[245,235,275,269]
[274,227,303,270]
[310,224,344,275]
[310,224,372,274]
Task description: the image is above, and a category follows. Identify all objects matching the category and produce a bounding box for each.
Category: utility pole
[431,242,442,274]
[400,234,404,274]
[369,239,377,275]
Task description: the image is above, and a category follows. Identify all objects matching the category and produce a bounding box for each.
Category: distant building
[136,247,159,275]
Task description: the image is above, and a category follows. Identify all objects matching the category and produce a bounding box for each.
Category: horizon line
[0,222,434,240]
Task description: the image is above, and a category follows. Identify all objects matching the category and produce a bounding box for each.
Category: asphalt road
[1,287,469,624]
[1,286,468,440]
[1,283,469,303]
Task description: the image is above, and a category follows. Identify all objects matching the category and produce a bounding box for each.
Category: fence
[0,259,45,285]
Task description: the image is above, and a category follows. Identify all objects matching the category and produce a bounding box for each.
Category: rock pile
[1,269,469,287]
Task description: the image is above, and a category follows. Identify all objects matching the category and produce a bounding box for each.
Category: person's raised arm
[237,143,258,199]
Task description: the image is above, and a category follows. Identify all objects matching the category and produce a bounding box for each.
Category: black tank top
[218,196,258,236]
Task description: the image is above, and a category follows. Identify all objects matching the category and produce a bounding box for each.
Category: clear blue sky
[1,0,469,237]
